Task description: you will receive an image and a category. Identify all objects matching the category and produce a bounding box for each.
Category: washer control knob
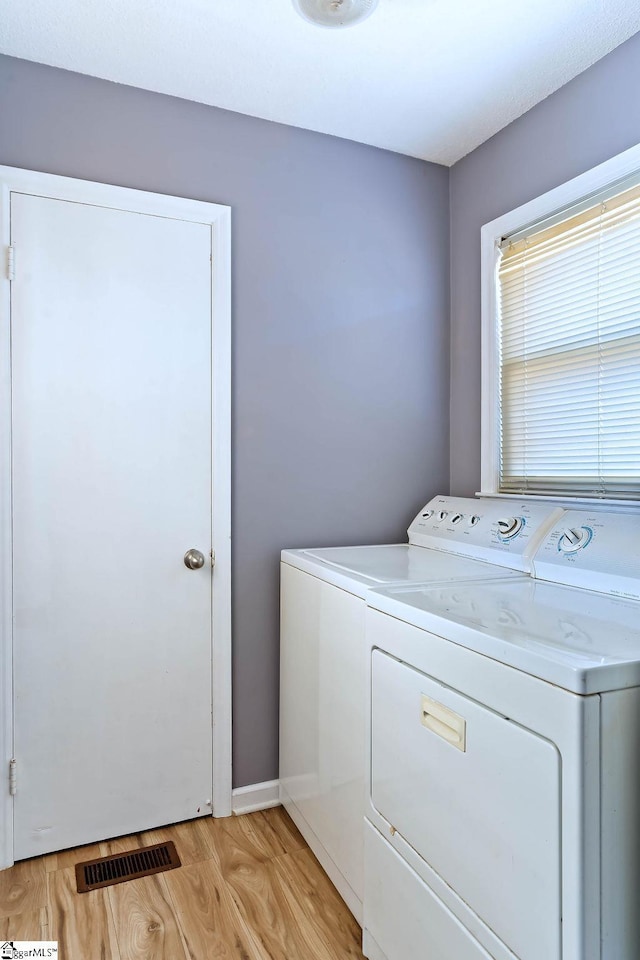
[450,513,463,524]
[558,527,591,553]
[422,509,434,519]
[497,517,524,540]
[437,510,448,522]
[469,515,480,527]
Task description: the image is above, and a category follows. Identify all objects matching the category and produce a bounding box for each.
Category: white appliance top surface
[300,544,523,584]
[281,493,566,594]
[369,578,640,694]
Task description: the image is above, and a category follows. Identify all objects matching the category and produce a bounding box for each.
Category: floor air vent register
[75,840,181,893]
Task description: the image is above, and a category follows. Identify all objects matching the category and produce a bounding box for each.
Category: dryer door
[371,649,561,960]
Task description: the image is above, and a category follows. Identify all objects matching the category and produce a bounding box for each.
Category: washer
[364,509,640,960]
[279,495,563,922]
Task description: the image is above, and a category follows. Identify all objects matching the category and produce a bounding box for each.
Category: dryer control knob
[558,527,591,553]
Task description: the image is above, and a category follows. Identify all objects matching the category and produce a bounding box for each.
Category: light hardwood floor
[0,807,365,959]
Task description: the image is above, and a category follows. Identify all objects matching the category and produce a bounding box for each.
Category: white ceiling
[2,0,639,166]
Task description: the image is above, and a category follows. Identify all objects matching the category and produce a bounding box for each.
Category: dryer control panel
[533,510,640,600]
[408,496,564,572]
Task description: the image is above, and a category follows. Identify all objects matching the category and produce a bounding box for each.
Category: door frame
[0,165,233,869]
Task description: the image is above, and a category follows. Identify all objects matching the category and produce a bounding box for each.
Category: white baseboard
[232,779,281,815]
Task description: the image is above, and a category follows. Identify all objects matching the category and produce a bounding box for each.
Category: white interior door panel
[12,193,214,859]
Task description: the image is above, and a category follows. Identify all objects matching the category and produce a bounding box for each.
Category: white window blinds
[497,181,640,499]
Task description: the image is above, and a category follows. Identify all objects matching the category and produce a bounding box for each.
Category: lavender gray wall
[0,55,450,787]
[450,30,640,496]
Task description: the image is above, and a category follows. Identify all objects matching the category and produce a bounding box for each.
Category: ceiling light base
[292,0,379,29]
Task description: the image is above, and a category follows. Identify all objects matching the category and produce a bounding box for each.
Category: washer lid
[299,544,523,583]
[369,578,640,694]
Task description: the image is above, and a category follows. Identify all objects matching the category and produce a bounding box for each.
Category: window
[481,146,640,502]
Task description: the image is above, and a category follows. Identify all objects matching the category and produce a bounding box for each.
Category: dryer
[279,495,562,921]
[364,509,640,960]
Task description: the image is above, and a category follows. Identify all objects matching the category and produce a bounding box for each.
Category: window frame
[480,140,640,506]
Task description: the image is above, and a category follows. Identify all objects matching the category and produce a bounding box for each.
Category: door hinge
[9,758,16,796]
[7,245,15,282]
[210,550,216,568]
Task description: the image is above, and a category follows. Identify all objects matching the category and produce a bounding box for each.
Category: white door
[11,192,215,860]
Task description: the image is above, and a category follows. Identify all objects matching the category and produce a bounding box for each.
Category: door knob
[184,548,206,570]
